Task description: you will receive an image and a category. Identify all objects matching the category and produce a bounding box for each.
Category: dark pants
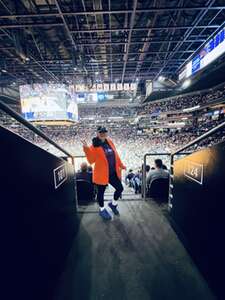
[96,172,124,207]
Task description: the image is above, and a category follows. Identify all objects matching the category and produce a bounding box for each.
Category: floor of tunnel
[53,200,215,300]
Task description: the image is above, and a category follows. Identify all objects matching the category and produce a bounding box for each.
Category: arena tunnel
[1,97,225,300]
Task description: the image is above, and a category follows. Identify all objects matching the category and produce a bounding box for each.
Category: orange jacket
[83,138,126,185]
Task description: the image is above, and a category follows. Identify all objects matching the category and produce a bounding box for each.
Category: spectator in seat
[133,169,142,194]
[76,162,92,183]
[147,159,169,186]
[126,169,135,186]
[145,165,151,173]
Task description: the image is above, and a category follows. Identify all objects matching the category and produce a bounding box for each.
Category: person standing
[82,126,126,220]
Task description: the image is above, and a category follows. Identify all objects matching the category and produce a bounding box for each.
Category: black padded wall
[0,125,77,300]
[171,141,225,300]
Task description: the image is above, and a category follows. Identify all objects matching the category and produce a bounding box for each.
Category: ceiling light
[25,57,30,61]
[182,79,191,89]
[158,76,165,81]
[1,69,7,73]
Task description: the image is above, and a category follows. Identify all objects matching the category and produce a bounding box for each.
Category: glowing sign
[179,27,225,80]
[184,161,203,185]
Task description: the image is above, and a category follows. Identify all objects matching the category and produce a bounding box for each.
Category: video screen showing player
[20,84,78,121]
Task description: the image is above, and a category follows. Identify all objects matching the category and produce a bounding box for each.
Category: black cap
[97,126,108,133]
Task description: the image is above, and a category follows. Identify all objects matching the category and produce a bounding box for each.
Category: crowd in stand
[1,84,225,173]
[78,105,137,118]
[4,114,223,172]
[0,83,224,208]
[138,86,225,115]
[77,84,225,119]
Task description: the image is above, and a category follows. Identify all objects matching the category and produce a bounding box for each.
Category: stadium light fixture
[158,75,165,81]
[183,105,200,112]
[182,79,191,89]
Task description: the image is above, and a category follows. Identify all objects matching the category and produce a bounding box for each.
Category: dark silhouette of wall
[1,125,78,300]
[171,141,225,300]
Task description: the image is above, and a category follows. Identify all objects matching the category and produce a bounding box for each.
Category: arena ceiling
[0,0,225,87]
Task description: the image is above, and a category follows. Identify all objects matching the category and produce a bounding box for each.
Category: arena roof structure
[0,0,225,87]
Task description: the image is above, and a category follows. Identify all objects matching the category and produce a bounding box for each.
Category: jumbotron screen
[20,84,78,121]
[179,26,225,81]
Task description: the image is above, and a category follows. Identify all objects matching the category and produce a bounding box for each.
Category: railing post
[168,154,174,211]
[143,154,147,201]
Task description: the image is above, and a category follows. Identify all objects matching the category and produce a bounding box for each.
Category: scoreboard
[179,26,225,81]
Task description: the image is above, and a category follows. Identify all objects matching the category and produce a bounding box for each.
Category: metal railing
[168,120,225,209]
[0,98,74,160]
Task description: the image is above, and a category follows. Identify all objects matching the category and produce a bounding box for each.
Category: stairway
[54,199,214,300]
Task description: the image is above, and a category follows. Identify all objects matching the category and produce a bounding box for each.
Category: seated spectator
[147,159,169,186]
[145,165,151,173]
[76,162,92,183]
[133,170,142,194]
[126,169,135,186]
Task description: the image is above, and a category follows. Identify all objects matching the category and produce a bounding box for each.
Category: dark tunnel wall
[0,125,78,300]
[171,140,225,300]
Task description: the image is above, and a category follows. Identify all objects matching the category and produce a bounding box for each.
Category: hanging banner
[116,83,123,90]
[71,82,137,92]
[103,83,109,91]
[110,83,116,91]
